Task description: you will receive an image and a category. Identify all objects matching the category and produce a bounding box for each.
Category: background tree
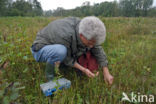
[0,0,42,17]
[43,10,53,17]
[0,0,9,16]
[119,0,153,17]
[142,0,153,16]
[32,0,43,16]
[52,7,65,16]
[148,7,156,17]
[8,0,33,16]
[98,1,119,17]
[119,0,135,16]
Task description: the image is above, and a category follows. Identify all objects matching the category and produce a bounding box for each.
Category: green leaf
[14,82,20,87]
[3,96,10,104]
[16,86,25,90]
[10,92,19,100]
[23,68,28,73]
[23,56,28,60]
[0,90,4,98]
[9,43,14,47]
[17,52,22,57]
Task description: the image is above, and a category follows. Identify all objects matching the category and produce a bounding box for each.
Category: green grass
[0,17,155,104]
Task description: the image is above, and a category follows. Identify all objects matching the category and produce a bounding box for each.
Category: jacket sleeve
[90,45,108,68]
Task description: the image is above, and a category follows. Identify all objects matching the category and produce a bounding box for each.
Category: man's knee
[56,44,67,61]
[34,44,67,64]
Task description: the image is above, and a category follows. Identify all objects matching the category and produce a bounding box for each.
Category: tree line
[0,0,42,16]
[50,0,156,17]
[0,0,156,17]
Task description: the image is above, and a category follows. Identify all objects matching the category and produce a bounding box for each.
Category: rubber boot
[45,63,55,81]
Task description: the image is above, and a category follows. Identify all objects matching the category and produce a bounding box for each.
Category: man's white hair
[79,16,106,45]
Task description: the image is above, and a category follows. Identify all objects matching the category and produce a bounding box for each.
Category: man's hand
[103,67,114,85]
[83,69,99,78]
[74,62,99,78]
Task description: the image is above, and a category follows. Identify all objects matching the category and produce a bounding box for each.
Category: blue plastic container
[40,78,71,96]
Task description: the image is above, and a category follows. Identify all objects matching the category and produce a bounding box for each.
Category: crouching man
[31,16,114,85]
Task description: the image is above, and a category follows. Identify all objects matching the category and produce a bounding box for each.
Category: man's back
[32,17,81,52]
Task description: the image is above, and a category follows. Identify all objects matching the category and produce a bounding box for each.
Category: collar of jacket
[75,23,86,48]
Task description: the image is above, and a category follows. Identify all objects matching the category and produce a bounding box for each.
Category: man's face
[80,34,96,48]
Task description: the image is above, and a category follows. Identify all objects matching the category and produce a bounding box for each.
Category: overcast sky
[38,0,156,10]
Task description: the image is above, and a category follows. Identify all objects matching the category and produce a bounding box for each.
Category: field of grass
[0,17,155,104]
